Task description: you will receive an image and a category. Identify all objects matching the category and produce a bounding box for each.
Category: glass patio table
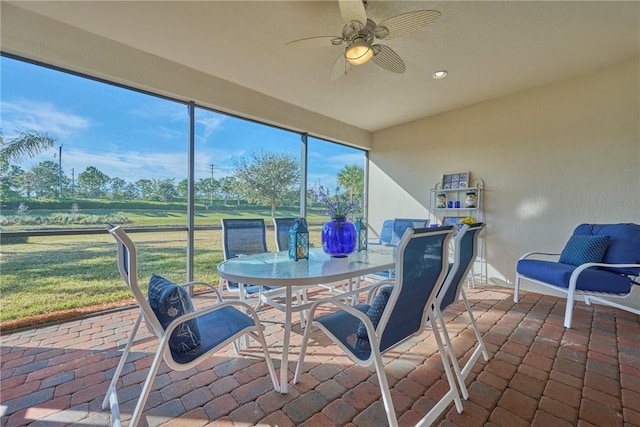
[217,245,395,393]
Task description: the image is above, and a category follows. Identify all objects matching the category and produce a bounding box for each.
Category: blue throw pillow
[356,286,394,340]
[148,274,201,354]
[559,235,610,266]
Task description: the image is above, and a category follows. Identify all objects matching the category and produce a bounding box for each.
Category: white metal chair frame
[514,223,640,328]
[104,225,279,427]
[432,223,489,400]
[294,226,463,427]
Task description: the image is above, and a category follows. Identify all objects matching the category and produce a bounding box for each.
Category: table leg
[239,283,250,348]
[280,286,292,393]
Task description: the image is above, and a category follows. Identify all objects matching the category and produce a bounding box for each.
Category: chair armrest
[567,262,640,292]
[364,279,395,304]
[518,251,561,261]
[315,280,394,306]
[329,299,379,339]
[305,280,395,328]
[162,299,262,335]
[179,281,223,302]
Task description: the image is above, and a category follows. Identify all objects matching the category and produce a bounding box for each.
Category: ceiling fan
[285,0,441,80]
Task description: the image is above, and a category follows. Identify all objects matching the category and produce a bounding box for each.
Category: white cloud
[196,116,226,140]
[1,98,91,137]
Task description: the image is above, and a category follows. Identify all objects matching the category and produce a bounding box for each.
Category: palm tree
[0,130,55,163]
[337,164,364,202]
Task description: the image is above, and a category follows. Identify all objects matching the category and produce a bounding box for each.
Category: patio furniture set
[103,220,639,426]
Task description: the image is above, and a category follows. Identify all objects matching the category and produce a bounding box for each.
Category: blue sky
[1,56,363,190]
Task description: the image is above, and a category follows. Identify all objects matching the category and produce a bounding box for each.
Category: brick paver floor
[1,284,639,426]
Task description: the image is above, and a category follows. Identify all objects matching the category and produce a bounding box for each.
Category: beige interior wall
[369,57,640,294]
[0,3,371,149]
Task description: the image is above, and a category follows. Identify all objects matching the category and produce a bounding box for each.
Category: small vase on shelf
[321,217,357,258]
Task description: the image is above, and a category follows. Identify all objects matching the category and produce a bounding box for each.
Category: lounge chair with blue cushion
[515,223,640,328]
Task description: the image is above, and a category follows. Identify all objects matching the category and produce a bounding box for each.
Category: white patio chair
[220,218,279,305]
[294,225,463,427]
[431,222,489,400]
[104,224,279,427]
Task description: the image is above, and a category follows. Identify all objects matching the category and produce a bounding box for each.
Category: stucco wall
[369,57,640,294]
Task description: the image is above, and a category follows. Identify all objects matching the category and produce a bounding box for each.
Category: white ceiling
[10,1,640,132]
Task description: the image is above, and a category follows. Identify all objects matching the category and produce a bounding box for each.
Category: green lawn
[0,207,327,229]
[0,215,325,328]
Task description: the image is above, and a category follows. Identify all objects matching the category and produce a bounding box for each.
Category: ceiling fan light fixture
[345,39,373,65]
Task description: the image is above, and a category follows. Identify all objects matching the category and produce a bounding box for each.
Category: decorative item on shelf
[442,172,469,189]
[436,192,447,208]
[288,218,309,261]
[465,190,477,208]
[456,216,477,235]
[355,218,367,252]
[459,216,476,225]
[315,186,358,258]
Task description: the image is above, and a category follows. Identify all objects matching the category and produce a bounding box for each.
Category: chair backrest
[437,223,485,311]
[377,226,455,352]
[572,223,640,276]
[221,218,268,260]
[379,219,395,245]
[273,217,297,252]
[391,218,430,244]
[107,224,164,337]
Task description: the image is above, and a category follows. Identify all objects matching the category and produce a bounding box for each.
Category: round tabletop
[217,246,395,287]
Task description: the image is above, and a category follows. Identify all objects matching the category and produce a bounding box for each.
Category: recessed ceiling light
[433,70,448,79]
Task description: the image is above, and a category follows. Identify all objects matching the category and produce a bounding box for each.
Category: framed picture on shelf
[442,216,464,226]
[442,172,470,190]
[458,172,469,188]
[442,173,453,189]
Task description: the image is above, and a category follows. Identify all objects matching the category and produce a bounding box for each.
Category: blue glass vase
[322,218,357,258]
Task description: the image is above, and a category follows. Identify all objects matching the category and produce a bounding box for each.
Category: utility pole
[71,168,75,197]
[58,145,63,198]
[209,163,214,205]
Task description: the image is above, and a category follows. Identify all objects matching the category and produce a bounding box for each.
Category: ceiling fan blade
[371,45,406,73]
[339,0,367,27]
[329,53,351,81]
[375,10,441,40]
[285,36,343,48]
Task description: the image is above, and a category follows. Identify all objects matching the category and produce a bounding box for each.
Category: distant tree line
[1,131,365,216]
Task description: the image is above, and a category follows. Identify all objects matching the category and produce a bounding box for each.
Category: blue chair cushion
[573,223,640,276]
[356,286,394,340]
[148,274,201,354]
[558,235,609,266]
[517,259,632,294]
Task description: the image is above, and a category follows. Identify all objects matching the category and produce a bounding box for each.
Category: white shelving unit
[430,178,484,224]
[430,177,486,283]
